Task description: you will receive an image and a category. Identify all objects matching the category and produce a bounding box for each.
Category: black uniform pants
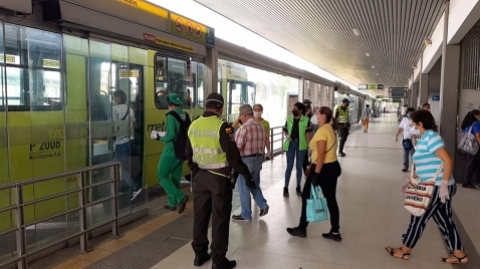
[192,169,233,264]
[302,150,310,173]
[338,126,349,153]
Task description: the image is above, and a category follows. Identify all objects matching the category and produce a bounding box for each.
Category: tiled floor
[27,114,480,269]
[152,114,479,269]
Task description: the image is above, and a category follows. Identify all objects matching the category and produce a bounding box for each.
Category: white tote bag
[458,125,479,156]
[404,162,443,217]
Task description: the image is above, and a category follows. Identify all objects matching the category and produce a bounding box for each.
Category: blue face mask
[407,114,410,119]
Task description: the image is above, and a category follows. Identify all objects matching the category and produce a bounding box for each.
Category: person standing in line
[252,104,272,159]
[460,109,480,188]
[335,98,350,157]
[232,104,269,222]
[395,107,416,172]
[112,90,142,201]
[186,93,254,269]
[283,102,313,197]
[152,93,190,213]
[302,99,314,174]
[386,110,468,264]
[287,106,342,240]
[361,104,372,133]
[421,102,431,111]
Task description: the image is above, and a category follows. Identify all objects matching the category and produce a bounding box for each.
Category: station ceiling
[194,0,444,89]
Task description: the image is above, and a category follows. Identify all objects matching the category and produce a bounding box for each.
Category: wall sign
[432,94,440,101]
[169,12,215,46]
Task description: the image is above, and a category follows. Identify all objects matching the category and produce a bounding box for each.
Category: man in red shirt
[232,104,269,221]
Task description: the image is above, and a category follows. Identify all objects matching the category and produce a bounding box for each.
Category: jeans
[237,156,268,221]
[299,162,341,232]
[464,152,480,185]
[114,141,137,191]
[403,148,415,169]
[285,140,306,188]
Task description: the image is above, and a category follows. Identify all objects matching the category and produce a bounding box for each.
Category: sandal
[385,246,411,260]
[441,255,468,264]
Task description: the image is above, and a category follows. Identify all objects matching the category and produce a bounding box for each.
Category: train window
[154,54,194,109]
[1,24,62,110]
[197,63,205,108]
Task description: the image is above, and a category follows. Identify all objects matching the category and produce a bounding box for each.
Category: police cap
[206,92,224,108]
[342,98,350,103]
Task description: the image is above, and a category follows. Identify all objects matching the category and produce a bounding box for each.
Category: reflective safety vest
[283,115,309,151]
[188,116,228,170]
[336,106,350,123]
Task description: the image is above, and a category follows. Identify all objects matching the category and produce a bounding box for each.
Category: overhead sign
[117,0,168,18]
[359,84,384,90]
[389,87,408,98]
[170,12,215,46]
[143,33,194,52]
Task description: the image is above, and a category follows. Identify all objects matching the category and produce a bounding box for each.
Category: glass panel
[196,63,204,108]
[0,230,17,265]
[218,58,299,127]
[154,55,192,109]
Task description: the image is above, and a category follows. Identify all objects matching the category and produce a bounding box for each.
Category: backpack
[167,110,191,160]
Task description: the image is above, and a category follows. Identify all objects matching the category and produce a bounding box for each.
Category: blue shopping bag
[306,185,329,223]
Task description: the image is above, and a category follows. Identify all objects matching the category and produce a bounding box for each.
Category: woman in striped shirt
[385,110,468,264]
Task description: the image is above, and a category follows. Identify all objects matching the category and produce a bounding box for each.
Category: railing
[0,162,123,269]
[269,126,285,159]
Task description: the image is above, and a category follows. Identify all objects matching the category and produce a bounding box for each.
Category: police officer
[335,98,350,157]
[186,92,254,269]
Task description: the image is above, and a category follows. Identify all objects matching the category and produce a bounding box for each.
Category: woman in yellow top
[232,104,271,158]
[287,106,342,241]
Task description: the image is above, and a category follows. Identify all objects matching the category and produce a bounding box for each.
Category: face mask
[407,114,410,119]
[310,115,317,125]
[254,112,262,118]
[292,110,299,117]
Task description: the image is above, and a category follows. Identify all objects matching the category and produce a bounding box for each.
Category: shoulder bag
[458,125,479,156]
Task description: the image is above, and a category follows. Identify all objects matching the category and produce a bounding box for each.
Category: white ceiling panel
[195,0,444,88]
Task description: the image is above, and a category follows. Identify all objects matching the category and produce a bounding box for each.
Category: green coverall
[158,107,186,207]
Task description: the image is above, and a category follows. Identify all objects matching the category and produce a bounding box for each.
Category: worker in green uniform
[152,93,191,214]
[186,92,254,269]
[335,98,350,157]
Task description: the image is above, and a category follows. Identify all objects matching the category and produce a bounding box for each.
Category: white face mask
[310,115,318,125]
[254,112,262,118]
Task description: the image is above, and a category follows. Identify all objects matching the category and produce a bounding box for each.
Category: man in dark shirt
[186,92,254,269]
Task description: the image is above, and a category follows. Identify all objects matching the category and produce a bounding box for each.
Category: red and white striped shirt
[235,118,266,156]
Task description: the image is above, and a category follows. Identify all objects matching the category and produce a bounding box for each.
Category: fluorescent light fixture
[371,65,375,69]
[365,53,370,57]
[149,0,361,92]
[352,29,360,36]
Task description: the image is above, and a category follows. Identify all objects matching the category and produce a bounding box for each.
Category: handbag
[306,185,329,223]
[402,139,413,151]
[458,125,479,156]
[404,162,443,217]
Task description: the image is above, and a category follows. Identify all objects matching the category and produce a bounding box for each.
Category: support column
[419,73,429,106]
[411,83,419,108]
[205,47,218,95]
[439,0,461,158]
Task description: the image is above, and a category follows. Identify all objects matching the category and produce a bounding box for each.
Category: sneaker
[131,189,142,201]
[286,227,307,238]
[283,187,289,197]
[177,195,189,214]
[322,232,342,242]
[259,206,269,217]
[194,252,211,266]
[296,186,302,196]
[163,204,176,211]
[232,215,251,222]
[212,258,236,269]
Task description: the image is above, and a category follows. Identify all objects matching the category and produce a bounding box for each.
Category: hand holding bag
[307,185,329,223]
[404,162,443,217]
[458,125,479,156]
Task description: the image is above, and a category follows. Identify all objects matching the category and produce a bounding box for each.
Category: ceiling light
[365,53,370,57]
[371,65,375,69]
[352,29,360,36]
[376,73,379,76]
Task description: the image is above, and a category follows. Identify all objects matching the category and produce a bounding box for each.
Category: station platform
[29,115,480,269]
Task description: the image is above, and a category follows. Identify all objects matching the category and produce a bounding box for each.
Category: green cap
[168,93,183,106]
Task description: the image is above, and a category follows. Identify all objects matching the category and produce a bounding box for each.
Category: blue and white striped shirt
[412,130,455,186]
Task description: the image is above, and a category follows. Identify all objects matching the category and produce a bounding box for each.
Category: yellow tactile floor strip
[51,205,193,269]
